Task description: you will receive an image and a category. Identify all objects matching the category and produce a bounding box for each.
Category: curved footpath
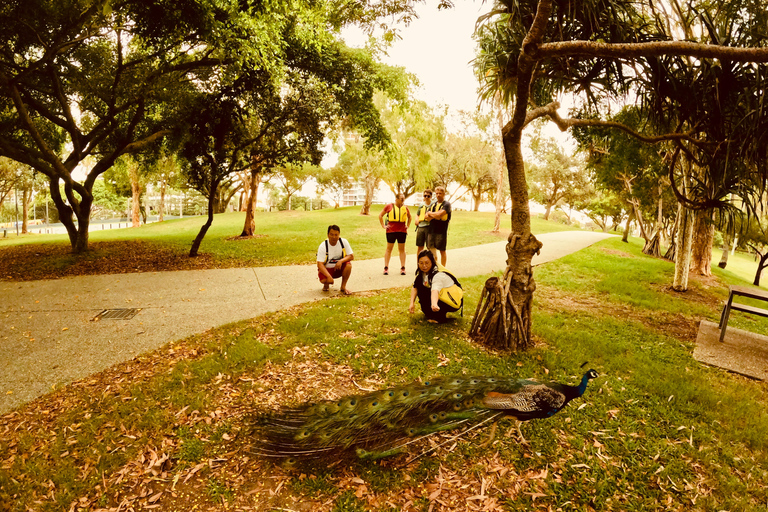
[0,231,614,413]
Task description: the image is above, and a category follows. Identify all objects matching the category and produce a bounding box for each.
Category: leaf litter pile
[0,241,223,282]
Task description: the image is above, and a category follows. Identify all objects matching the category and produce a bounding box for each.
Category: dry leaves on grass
[0,241,223,281]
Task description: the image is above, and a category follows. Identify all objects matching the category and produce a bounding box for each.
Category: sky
[343,0,488,117]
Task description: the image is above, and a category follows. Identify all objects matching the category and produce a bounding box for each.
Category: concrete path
[0,231,614,413]
[694,320,768,380]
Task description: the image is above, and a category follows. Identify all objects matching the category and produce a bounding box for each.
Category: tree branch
[530,101,711,147]
[536,40,768,63]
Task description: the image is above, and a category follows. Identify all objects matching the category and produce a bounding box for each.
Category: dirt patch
[225,234,269,241]
[598,247,635,258]
[538,286,702,344]
[0,240,224,281]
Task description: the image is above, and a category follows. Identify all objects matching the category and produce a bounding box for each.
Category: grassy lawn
[0,206,581,280]
[2,232,768,511]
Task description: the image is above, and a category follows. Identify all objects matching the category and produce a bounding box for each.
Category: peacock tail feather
[253,370,598,460]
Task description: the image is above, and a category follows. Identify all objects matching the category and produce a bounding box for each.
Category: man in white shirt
[316,224,354,294]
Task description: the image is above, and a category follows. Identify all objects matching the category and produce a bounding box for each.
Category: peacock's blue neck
[576,373,591,396]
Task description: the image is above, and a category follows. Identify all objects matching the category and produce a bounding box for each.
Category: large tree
[0,157,23,215]
[0,0,288,252]
[573,106,675,256]
[0,0,418,253]
[527,134,589,221]
[237,43,410,236]
[378,95,446,198]
[469,0,768,351]
[334,135,384,215]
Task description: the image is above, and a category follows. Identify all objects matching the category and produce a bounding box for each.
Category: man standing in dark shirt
[425,186,451,266]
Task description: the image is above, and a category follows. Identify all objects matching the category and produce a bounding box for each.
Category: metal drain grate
[93,308,142,321]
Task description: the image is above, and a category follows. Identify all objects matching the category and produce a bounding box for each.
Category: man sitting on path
[425,186,451,266]
[378,193,412,275]
[316,224,354,294]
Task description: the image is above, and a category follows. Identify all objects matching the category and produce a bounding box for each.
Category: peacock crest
[253,369,599,461]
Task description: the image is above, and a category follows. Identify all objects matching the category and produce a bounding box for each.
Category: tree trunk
[543,204,552,220]
[754,251,768,286]
[241,168,261,237]
[492,163,504,232]
[190,177,221,257]
[642,184,664,257]
[629,199,649,241]
[492,99,506,234]
[21,186,29,234]
[689,208,714,276]
[50,176,92,253]
[718,233,731,269]
[642,231,662,257]
[473,192,481,211]
[360,172,378,215]
[158,178,166,222]
[621,177,650,243]
[470,129,540,352]
[621,208,635,243]
[672,206,694,291]
[663,211,679,261]
[130,165,141,228]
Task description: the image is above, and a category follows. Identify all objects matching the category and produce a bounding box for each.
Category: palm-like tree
[468,0,768,351]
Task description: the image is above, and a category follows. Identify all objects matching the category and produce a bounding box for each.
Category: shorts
[386,231,407,244]
[427,232,447,252]
[415,226,429,247]
[318,261,347,281]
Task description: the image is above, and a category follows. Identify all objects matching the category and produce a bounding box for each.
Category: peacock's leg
[478,420,499,449]
[504,420,529,447]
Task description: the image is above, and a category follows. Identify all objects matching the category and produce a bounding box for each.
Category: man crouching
[316,224,354,295]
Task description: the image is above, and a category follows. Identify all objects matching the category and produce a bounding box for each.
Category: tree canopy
[0,0,414,252]
[470,0,768,351]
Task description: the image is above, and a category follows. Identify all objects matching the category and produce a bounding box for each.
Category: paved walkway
[694,320,768,380]
[0,231,615,413]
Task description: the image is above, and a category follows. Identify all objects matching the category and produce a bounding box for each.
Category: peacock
[253,369,599,461]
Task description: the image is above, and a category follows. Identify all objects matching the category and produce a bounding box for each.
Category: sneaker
[400,266,406,275]
[383,267,388,275]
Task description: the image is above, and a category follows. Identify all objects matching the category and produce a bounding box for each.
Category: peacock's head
[585,369,599,380]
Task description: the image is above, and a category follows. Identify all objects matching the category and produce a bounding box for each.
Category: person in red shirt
[378,193,412,275]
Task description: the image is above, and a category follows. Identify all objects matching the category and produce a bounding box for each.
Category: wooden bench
[718,285,768,341]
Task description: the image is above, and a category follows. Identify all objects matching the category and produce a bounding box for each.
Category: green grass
[0,206,580,266]
[2,232,768,511]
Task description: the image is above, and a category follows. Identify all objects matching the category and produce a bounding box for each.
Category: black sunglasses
[423,194,431,197]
